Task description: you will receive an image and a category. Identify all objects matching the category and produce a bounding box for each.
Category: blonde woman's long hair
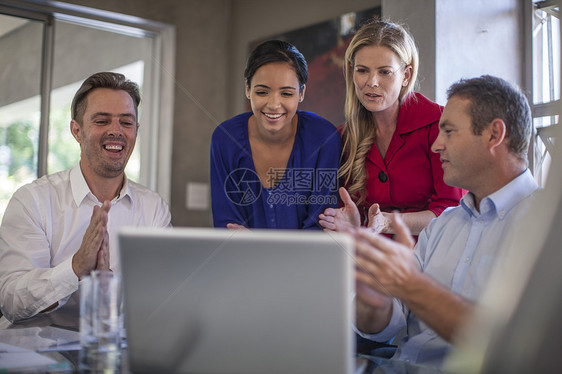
[340,19,419,207]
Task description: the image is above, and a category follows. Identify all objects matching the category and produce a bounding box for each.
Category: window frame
[0,0,175,202]
[526,0,560,185]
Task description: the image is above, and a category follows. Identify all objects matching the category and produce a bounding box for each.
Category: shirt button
[464,257,470,263]
[269,204,273,208]
[427,330,434,335]
[378,171,388,183]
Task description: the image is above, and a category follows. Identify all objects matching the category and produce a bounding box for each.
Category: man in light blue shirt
[353,75,538,367]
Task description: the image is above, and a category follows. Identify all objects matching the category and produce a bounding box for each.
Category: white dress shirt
[0,164,171,328]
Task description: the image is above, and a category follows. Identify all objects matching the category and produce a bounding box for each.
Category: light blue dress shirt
[358,169,539,367]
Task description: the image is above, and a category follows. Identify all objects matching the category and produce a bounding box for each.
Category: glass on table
[79,270,122,372]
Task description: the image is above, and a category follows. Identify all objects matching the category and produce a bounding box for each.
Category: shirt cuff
[48,256,79,311]
[354,298,405,342]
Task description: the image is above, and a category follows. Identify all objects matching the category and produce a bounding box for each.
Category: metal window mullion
[534,0,560,18]
[533,100,560,116]
[546,15,555,98]
[37,14,54,178]
[526,0,536,175]
[147,35,161,193]
[546,14,558,131]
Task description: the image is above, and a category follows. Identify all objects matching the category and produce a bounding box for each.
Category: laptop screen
[118,227,354,374]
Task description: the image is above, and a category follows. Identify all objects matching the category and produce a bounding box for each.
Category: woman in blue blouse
[210,40,341,229]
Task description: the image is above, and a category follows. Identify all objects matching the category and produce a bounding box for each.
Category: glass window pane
[0,15,43,221]
[532,7,560,105]
[532,116,557,186]
[49,20,152,182]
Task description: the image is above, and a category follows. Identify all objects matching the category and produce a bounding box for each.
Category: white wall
[383,0,523,105]
[435,0,523,105]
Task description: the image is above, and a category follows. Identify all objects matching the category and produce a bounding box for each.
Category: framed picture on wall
[250,7,381,127]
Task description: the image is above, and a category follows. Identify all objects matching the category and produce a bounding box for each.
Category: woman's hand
[226,223,250,231]
[366,203,392,234]
[318,187,361,232]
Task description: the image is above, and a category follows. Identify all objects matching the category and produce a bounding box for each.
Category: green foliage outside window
[0,108,81,221]
[2,120,37,177]
[0,119,38,220]
[48,107,80,174]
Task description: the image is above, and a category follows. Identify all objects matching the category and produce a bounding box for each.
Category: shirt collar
[460,169,538,219]
[396,92,443,134]
[70,164,133,207]
[118,177,134,207]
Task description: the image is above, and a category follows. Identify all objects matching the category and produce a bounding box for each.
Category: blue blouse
[210,111,341,229]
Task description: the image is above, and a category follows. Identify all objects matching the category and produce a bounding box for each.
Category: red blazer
[343,92,464,222]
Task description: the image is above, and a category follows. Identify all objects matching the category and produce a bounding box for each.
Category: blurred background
[0,0,558,229]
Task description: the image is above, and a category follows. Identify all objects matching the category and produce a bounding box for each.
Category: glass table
[0,326,448,374]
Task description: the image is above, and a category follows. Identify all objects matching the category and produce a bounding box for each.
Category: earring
[403,81,408,87]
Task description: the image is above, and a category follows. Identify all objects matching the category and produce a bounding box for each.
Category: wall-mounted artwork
[251,7,381,127]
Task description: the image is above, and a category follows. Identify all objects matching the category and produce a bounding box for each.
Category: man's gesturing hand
[72,201,111,279]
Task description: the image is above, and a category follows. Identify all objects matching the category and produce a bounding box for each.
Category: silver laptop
[118,227,354,374]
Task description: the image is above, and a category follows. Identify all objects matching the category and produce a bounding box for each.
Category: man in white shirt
[0,72,171,329]
[353,75,538,367]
